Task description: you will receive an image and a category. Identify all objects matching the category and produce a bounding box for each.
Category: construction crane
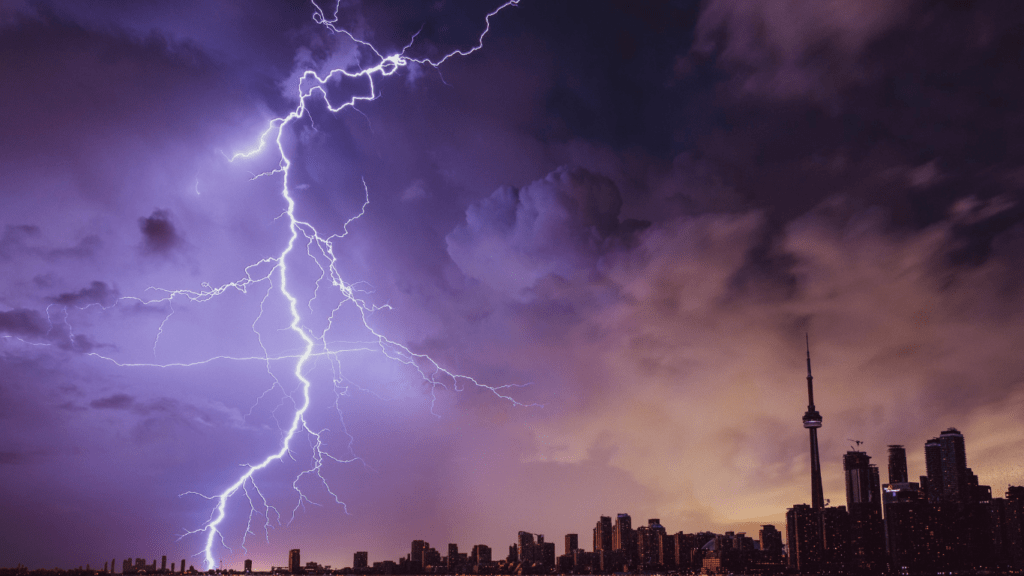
[848,438,864,451]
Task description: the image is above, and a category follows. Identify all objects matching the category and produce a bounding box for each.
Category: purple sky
[3,0,1024,571]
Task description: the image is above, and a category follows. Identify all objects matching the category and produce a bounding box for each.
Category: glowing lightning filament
[164,1,528,568]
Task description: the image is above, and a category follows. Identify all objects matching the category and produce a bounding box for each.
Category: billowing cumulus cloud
[447,167,647,298]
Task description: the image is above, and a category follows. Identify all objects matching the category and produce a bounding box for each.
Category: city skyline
[3,0,1024,571]
[14,415,1017,573]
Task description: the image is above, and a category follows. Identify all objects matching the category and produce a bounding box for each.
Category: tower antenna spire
[805,333,814,408]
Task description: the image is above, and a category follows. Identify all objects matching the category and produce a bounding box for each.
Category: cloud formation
[447,167,647,298]
[2,0,1024,571]
[139,210,183,255]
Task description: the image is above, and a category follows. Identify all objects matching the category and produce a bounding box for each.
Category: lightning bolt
[7,0,532,569]
[177,1,530,567]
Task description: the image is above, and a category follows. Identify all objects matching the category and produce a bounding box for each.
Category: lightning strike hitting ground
[22,0,529,569]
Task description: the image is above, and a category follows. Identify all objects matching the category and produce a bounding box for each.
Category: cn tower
[803,334,825,510]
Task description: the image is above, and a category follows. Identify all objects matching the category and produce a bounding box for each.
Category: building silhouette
[938,427,970,503]
[635,519,665,569]
[786,504,821,572]
[353,552,368,571]
[924,436,943,502]
[612,513,635,567]
[592,516,612,553]
[888,444,908,484]
[446,544,458,571]
[288,549,301,574]
[563,534,578,556]
[844,450,885,573]
[470,545,491,565]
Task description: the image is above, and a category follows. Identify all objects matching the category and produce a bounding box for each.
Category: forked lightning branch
[61,0,528,569]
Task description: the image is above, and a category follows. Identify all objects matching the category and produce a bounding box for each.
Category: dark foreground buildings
[785,341,1024,575]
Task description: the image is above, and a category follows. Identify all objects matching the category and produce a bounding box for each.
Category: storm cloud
[2,0,1024,572]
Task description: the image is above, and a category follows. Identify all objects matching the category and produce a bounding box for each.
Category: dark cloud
[446,166,648,298]
[0,224,41,259]
[691,0,912,103]
[51,281,120,308]
[0,308,50,339]
[139,209,182,255]
[47,235,102,260]
[0,307,99,352]
[89,393,136,410]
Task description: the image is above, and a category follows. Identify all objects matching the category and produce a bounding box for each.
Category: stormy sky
[3,0,1024,570]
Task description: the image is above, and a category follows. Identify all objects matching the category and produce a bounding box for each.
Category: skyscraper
[802,336,825,510]
[565,534,578,556]
[353,553,368,571]
[923,428,971,504]
[925,436,943,502]
[939,427,969,503]
[844,450,885,573]
[447,544,459,570]
[786,504,822,573]
[471,545,491,564]
[888,444,908,484]
[411,540,427,568]
[593,516,612,552]
[288,550,301,574]
[759,525,783,555]
[612,513,636,565]
[844,451,871,505]
[636,519,666,569]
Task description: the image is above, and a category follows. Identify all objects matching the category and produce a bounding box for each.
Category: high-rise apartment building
[759,525,783,555]
[888,444,908,484]
[844,450,885,573]
[243,560,252,573]
[923,428,972,504]
[844,451,877,506]
[786,504,822,573]
[447,544,458,569]
[352,552,368,570]
[471,545,491,564]
[564,534,578,556]
[593,516,612,552]
[820,506,850,572]
[636,519,666,569]
[288,550,301,574]
[939,427,969,503]
[410,540,427,568]
[925,436,943,502]
[612,513,636,565]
